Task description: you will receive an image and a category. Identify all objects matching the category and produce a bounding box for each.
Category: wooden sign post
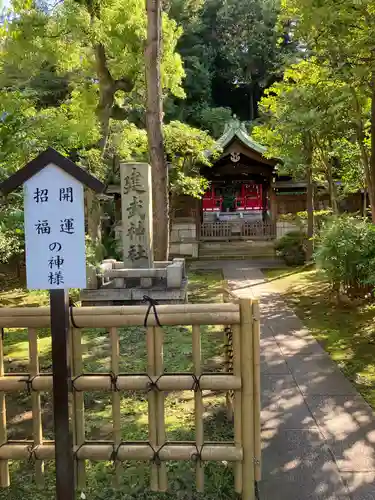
[0,148,104,500]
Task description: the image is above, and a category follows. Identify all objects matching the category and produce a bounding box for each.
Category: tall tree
[145,0,169,260]
[165,0,290,133]
[253,60,361,257]
[281,0,375,221]
[0,0,184,244]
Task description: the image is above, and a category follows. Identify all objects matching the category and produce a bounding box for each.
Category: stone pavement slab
[220,260,375,500]
[286,353,359,397]
[259,429,350,500]
[261,336,290,375]
[341,472,375,499]
[304,395,375,472]
[261,373,316,430]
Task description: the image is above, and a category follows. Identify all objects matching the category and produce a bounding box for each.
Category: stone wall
[276,221,300,239]
[170,219,198,258]
[115,220,199,259]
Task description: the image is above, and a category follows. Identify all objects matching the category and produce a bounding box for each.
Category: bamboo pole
[0,303,239,317]
[28,328,44,485]
[232,325,242,494]
[68,326,75,481]
[71,327,86,489]
[192,324,204,492]
[0,312,240,328]
[154,326,167,491]
[0,328,9,487]
[0,442,242,462]
[146,326,158,491]
[222,280,229,303]
[252,300,261,482]
[239,298,255,500]
[221,280,239,303]
[110,327,122,486]
[0,374,241,393]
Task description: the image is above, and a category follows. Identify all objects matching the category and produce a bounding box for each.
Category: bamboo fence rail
[0,300,261,499]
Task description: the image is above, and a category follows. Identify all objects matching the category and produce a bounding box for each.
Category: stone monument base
[80,258,188,306]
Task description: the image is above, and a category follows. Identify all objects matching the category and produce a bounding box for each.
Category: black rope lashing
[69,297,79,329]
[191,443,207,467]
[150,442,169,466]
[27,444,40,463]
[142,295,162,328]
[110,442,123,463]
[224,326,234,374]
[21,375,37,395]
[74,442,86,460]
[191,374,202,393]
[146,374,163,392]
[109,371,119,392]
[71,374,84,392]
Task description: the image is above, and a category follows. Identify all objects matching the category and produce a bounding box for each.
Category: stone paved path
[193,261,375,499]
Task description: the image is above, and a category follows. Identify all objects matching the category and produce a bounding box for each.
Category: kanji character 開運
[59,187,73,203]
[60,218,75,234]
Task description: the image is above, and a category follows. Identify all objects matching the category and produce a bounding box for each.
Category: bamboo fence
[0,300,261,500]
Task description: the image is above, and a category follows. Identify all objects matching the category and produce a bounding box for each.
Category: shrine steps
[198,240,279,260]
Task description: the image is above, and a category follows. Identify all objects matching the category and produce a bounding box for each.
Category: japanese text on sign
[121,164,152,268]
[24,164,86,290]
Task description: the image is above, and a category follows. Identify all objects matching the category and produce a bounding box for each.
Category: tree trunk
[306,166,314,261]
[326,164,338,214]
[370,71,375,223]
[357,135,375,221]
[363,188,368,217]
[352,87,375,222]
[86,189,102,244]
[304,135,314,261]
[145,0,169,261]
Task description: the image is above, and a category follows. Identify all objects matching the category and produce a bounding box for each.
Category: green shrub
[0,206,24,264]
[315,216,375,297]
[275,231,307,266]
[278,209,333,231]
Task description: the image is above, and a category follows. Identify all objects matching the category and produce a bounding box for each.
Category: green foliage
[197,106,233,138]
[0,199,24,264]
[315,216,375,297]
[278,0,375,212]
[275,230,307,266]
[0,0,185,182]
[164,120,218,197]
[279,209,333,231]
[166,0,288,125]
[85,235,105,271]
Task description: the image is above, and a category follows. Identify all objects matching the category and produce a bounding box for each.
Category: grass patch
[262,265,310,282]
[0,269,236,499]
[267,267,375,410]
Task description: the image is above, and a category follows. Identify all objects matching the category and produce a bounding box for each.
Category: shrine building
[170,119,328,258]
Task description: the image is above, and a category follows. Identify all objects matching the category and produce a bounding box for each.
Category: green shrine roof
[216,118,268,156]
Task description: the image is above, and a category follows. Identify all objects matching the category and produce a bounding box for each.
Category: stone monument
[81,163,188,305]
[121,163,153,269]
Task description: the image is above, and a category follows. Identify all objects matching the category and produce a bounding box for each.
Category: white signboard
[24,163,86,290]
